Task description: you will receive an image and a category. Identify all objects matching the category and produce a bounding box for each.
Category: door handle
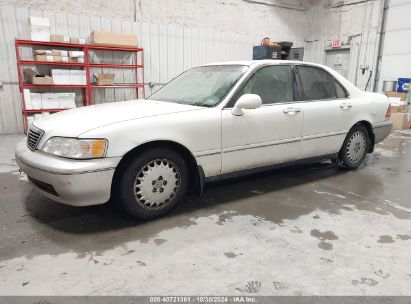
[340,103,352,110]
[283,107,301,115]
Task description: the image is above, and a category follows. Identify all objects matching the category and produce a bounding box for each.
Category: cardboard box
[385,91,408,101]
[33,49,52,55]
[52,56,69,62]
[70,37,86,44]
[52,50,68,57]
[69,57,85,63]
[30,93,42,109]
[42,93,60,109]
[391,105,408,113]
[30,32,50,42]
[29,16,50,27]
[58,93,76,109]
[91,31,138,48]
[29,16,50,42]
[70,70,86,85]
[34,54,53,62]
[69,51,84,58]
[27,116,34,126]
[23,68,53,85]
[50,34,70,43]
[30,25,49,34]
[94,73,115,85]
[51,69,71,84]
[23,89,32,109]
[391,113,410,130]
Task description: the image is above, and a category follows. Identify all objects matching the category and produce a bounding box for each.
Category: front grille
[27,125,44,151]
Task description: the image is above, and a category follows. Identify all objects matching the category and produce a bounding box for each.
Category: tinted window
[335,81,348,98]
[233,65,293,105]
[297,66,336,100]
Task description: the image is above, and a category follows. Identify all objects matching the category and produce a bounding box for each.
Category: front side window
[148,65,248,107]
[232,65,294,105]
[297,66,336,100]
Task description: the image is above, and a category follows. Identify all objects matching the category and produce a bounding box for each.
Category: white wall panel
[304,40,325,64]
[378,0,411,91]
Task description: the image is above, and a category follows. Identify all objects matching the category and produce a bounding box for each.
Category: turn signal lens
[90,140,107,157]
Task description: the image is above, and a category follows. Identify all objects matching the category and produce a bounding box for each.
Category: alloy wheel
[346,131,366,164]
[133,159,181,210]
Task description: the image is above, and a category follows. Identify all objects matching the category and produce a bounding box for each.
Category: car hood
[33,99,202,137]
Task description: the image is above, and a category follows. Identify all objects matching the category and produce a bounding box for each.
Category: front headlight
[41,137,108,159]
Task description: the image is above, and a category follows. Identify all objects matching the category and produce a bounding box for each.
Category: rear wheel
[116,148,188,220]
[338,124,370,169]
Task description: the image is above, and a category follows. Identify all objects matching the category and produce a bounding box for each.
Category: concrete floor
[0,131,411,296]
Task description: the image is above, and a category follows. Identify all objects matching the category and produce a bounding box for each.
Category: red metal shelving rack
[15,39,145,133]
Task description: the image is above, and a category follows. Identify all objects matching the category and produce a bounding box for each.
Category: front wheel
[116,148,188,220]
[338,125,370,170]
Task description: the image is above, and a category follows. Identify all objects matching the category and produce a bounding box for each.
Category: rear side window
[297,66,336,100]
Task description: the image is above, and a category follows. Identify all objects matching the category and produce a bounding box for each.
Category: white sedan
[16,60,392,219]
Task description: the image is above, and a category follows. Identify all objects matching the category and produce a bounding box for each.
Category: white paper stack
[29,16,50,42]
[70,70,86,85]
[58,93,76,109]
[42,93,60,109]
[30,93,42,109]
[51,69,71,84]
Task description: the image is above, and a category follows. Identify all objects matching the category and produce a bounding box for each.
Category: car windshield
[148,65,248,107]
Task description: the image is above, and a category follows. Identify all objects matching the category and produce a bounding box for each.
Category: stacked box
[391,113,410,130]
[51,69,86,85]
[50,34,70,43]
[68,51,85,63]
[70,70,87,85]
[51,69,71,84]
[29,16,50,42]
[22,90,77,110]
[70,37,86,44]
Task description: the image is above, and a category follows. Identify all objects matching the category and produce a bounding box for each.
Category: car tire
[338,124,370,170]
[116,147,188,220]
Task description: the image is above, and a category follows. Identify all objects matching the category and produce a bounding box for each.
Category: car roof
[202,60,312,67]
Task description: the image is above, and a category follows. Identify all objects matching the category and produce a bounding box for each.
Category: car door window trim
[294,63,351,102]
[224,63,296,109]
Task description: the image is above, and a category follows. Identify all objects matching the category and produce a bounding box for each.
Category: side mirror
[231,94,262,116]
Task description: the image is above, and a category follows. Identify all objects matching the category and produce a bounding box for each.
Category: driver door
[221,64,303,174]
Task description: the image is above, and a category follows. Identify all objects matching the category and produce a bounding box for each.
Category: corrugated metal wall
[304,40,325,64]
[378,0,411,91]
[304,35,379,92]
[0,5,255,134]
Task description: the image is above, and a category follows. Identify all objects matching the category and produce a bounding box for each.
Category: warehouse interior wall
[0,0,389,134]
[305,0,383,92]
[377,0,411,92]
[0,0,310,42]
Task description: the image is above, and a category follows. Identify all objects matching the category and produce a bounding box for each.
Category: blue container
[397,78,411,93]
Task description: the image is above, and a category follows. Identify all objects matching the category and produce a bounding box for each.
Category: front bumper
[372,120,393,144]
[15,139,121,206]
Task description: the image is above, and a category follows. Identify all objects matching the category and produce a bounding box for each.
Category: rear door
[221,64,303,174]
[295,65,352,158]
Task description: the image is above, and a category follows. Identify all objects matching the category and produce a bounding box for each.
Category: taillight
[385,104,391,118]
